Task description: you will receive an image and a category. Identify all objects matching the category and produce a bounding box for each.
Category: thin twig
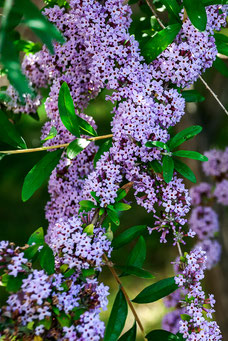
[177,242,183,258]
[0,134,113,155]
[145,0,165,29]
[103,254,145,337]
[199,76,228,117]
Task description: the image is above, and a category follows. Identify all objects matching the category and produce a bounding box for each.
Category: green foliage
[1,273,25,292]
[14,39,42,54]
[214,33,228,57]
[118,322,137,341]
[0,109,27,149]
[183,0,207,31]
[145,141,169,150]
[132,277,178,304]
[94,139,112,167]
[67,138,91,159]
[58,82,80,137]
[104,289,128,341]
[203,0,228,4]
[22,149,63,201]
[38,244,55,275]
[77,115,97,137]
[160,0,181,20]
[79,200,96,213]
[41,126,58,143]
[112,225,147,249]
[168,126,202,150]
[162,155,174,183]
[146,329,181,340]
[213,57,228,78]
[173,158,197,183]
[141,24,182,63]
[123,236,146,271]
[181,90,205,102]
[116,265,154,279]
[56,312,72,327]
[28,227,45,245]
[172,150,208,161]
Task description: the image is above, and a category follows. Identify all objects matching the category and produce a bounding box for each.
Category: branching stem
[145,0,165,29]
[0,134,113,155]
[103,254,145,337]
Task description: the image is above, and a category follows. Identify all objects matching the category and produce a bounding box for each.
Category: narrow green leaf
[126,236,146,269]
[104,289,128,341]
[214,57,228,78]
[114,203,131,212]
[116,188,127,202]
[28,227,44,246]
[168,125,202,150]
[146,329,180,341]
[112,225,147,249]
[77,116,97,137]
[203,0,228,4]
[14,39,42,54]
[162,156,174,183]
[174,158,196,183]
[14,0,65,54]
[41,126,58,143]
[0,109,27,149]
[58,82,80,137]
[148,160,163,174]
[173,150,208,161]
[116,265,154,279]
[56,312,72,327]
[67,138,90,159]
[6,274,25,292]
[181,90,205,103]
[94,139,112,167]
[215,39,228,57]
[79,200,96,212]
[141,24,182,63]
[23,244,39,259]
[22,149,63,201]
[183,0,207,31]
[38,244,55,275]
[145,141,169,151]
[82,268,96,278]
[107,209,120,226]
[132,277,178,304]
[160,0,181,19]
[118,322,137,341]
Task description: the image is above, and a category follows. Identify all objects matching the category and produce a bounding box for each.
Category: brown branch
[0,134,113,155]
[145,0,165,29]
[103,254,145,337]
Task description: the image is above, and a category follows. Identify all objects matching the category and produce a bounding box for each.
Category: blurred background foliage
[0,0,228,339]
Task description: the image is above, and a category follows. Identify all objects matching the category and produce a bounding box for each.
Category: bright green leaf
[172,150,208,161]
[118,322,137,341]
[6,274,25,292]
[125,236,146,269]
[116,265,154,279]
[145,141,169,151]
[141,24,182,63]
[0,109,27,149]
[67,138,90,159]
[181,90,205,103]
[214,57,228,78]
[148,160,163,174]
[94,139,112,167]
[183,0,207,31]
[174,158,196,183]
[38,244,55,275]
[146,329,180,340]
[114,203,131,212]
[77,116,97,137]
[112,225,147,249]
[107,209,120,226]
[162,155,174,183]
[22,149,63,201]
[116,188,127,202]
[132,277,178,304]
[104,289,128,341]
[160,0,181,19]
[168,125,202,150]
[58,82,80,137]
[28,227,44,246]
[83,224,94,236]
[14,39,42,54]
[79,200,96,212]
[41,126,58,143]
[56,312,72,327]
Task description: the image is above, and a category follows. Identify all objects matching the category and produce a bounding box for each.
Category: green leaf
[116,265,154,279]
[174,158,196,183]
[41,126,58,143]
[148,160,163,174]
[77,116,97,137]
[14,39,42,54]
[141,24,182,63]
[203,0,228,4]
[114,203,131,212]
[83,224,94,236]
[107,209,120,226]
[116,188,127,202]
[14,0,65,54]
[23,244,39,259]
[160,0,181,19]
[172,150,208,161]
[126,236,146,269]
[38,244,55,275]
[5,274,24,292]
[67,138,90,159]
[145,141,169,150]
[215,40,228,57]
[38,317,52,330]
[118,322,137,341]
[168,125,202,150]
[22,149,63,201]
[79,200,96,212]
[28,227,44,245]
[94,139,112,167]
[56,312,72,327]
[81,268,96,278]
[112,225,147,249]
[58,82,80,137]
[146,329,180,340]
[162,155,174,183]
[0,109,27,149]
[132,277,178,304]
[104,289,128,341]
[183,0,207,31]
[181,90,205,103]
[0,90,11,102]
[214,57,228,78]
